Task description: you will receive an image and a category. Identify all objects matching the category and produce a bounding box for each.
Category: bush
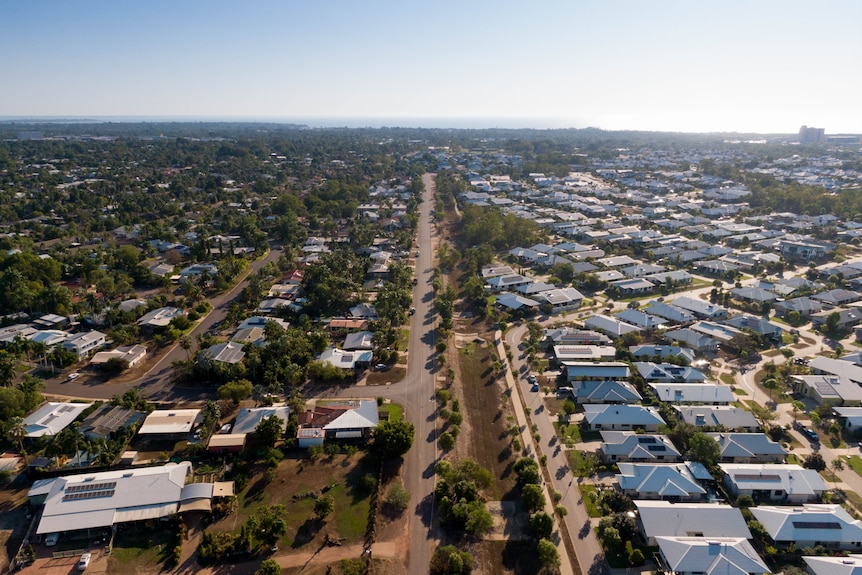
[384,483,411,512]
[629,548,645,566]
[440,432,455,451]
[430,544,474,574]
[448,411,463,426]
[358,473,378,495]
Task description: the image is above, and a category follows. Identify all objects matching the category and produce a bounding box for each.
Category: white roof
[616,462,706,497]
[138,409,201,435]
[648,383,734,404]
[233,406,290,435]
[24,402,92,438]
[804,554,862,575]
[752,504,862,543]
[655,537,770,575]
[635,501,751,539]
[323,400,379,431]
[720,463,827,496]
[33,462,191,534]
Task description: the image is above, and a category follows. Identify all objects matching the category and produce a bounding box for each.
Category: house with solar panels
[27,462,233,541]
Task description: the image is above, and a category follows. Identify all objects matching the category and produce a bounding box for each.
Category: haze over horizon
[3,0,861,134]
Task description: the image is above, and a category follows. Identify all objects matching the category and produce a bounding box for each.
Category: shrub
[384,484,411,512]
[440,432,455,451]
[629,548,645,566]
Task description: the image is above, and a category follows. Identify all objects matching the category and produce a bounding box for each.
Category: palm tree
[179,334,193,361]
[8,416,26,454]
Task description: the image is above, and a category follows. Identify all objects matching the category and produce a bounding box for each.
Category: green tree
[686,432,722,468]
[537,538,561,569]
[257,559,281,575]
[314,494,334,521]
[384,484,410,513]
[255,414,284,449]
[521,483,545,513]
[218,379,253,404]
[430,544,474,575]
[825,311,841,334]
[529,511,554,540]
[803,451,826,472]
[370,419,415,459]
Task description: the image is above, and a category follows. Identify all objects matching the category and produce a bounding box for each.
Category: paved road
[40,246,285,402]
[505,322,605,575]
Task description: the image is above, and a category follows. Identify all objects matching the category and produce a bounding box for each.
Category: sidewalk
[496,330,577,575]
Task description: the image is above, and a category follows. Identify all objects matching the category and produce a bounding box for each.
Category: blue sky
[3,0,861,133]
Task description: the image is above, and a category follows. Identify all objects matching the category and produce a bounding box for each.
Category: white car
[67,373,80,380]
[77,552,91,571]
[45,532,59,546]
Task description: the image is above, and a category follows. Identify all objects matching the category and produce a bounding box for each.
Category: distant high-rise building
[798,125,825,144]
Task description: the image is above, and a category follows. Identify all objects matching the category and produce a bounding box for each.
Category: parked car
[67,372,80,380]
[526,374,537,384]
[531,383,540,392]
[374,363,388,371]
[408,307,416,315]
[44,533,58,546]
[77,552,91,571]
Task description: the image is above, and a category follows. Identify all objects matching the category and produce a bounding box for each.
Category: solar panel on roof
[647,445,667,452]
[792,521,841,530]
[638,437,657,444]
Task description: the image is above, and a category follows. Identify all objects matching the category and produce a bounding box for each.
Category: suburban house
[634,362,706,383]
[136,306,184,329]
[809,356,862,385]
[654,537,770,575]
[662,328,719,352]
[541,327,612,348]
[614,309,666,330]
[674,406,760,432]
[485,274,533,292]
[28,462,231,538]
[553,345,617,363]
[90,344,147,368]
[318,348,373,371]
[571,380,642,404]
[791,374,862,406]
[23,402,93,438]
[564,362,630,383]
[643,302,696,324]
[629,345,696,364]
[752,504,862,550]
[495,292,540,312]
[582,404,664,432]
[720,463,827,503]
[804,554,862,575]
[232,405,291,437]
[669,297,729,320]
[599,431,681,463]
[705,433,787,463]
[137,409,201,441]
[297,400,379,446]
[200,341,246,365]
[812,308,862,330]
[62,331,106,359]
[78,405,144,442]
[648,383,734,405]
[583,314,642,338]
[343,330,375,351]
[634,501,751,546]
[834,407,862,431]
[534,287,584,312]
[773,296,823,319]
[206,434,248,454]
[615,461,709,501]
[723,314,785,342]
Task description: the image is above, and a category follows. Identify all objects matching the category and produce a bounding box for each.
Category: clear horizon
[3,0,861,134]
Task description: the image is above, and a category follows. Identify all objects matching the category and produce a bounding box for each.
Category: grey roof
[635,500,751,540]
[804,554,862,575]
[634,362,706,383]
[649,383,734,404]
[675,406,760,430]
[233,406,290,435]
[600,432,680,460]
[24,402,93,438]
[343,330,375,350]
[574,380,642,403]
[33,461,192,535]
[752,504,862,543]
[584,314,642,337]
[706,432,787,460]
[583,404,664,426]
[323,400,379,431]
[655,537,769,575]
[670,296,728,318]
[205,341,246,364]
[615,462,705,497]
[721,464,827,497]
